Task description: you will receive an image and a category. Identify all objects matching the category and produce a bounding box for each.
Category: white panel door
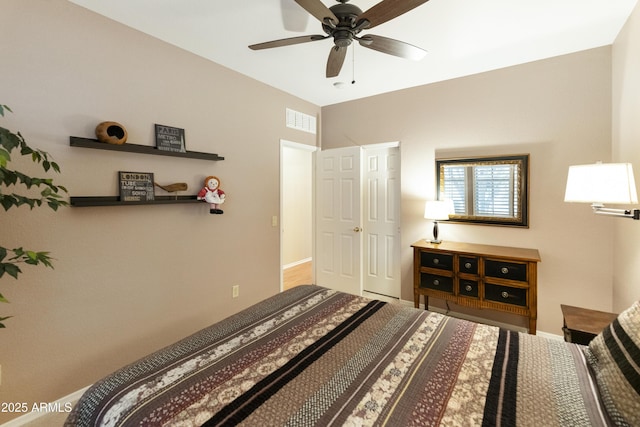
[315,146,362,296]
[363,146,401,298]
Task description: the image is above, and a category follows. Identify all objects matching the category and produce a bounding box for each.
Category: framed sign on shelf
[155,124,186,153]
[118,171,155,202]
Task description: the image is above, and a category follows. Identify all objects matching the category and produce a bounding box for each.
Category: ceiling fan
[249,0,429,78]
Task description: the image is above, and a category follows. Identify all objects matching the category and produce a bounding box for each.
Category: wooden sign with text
[155,124,186,153]
[118,171,155,202]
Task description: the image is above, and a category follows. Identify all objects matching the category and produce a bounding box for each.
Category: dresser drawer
[459,256,478,275]
[420,273,454,293]
[485,260,527,281]
[485,283,527,307]
[459,279,479,298]
[420,252,453,271]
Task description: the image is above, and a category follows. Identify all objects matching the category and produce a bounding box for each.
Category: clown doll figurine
[197,175,226,214]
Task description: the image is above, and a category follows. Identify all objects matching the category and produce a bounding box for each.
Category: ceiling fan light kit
[249,0,429,78]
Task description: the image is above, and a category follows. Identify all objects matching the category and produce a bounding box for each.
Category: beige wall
[612,2,640,311]
[282,144,314,266]
[0,1,318,422]
[322,47,616,334]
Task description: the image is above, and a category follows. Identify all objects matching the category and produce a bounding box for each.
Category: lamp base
[429,220,442,244]
[428,239,442,244]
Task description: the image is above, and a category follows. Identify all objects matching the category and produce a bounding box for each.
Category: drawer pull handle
[465,284,472,292]
[501,267,509,274]
[464,262,472,269]
[501,291,510,298]
[433,279,440,286]
[433,258,440,265]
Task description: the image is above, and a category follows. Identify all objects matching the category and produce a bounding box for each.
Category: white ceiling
[68,0,637,106]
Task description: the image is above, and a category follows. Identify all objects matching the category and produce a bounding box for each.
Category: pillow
[585,301,640,426]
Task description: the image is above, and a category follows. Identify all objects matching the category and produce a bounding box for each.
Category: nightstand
[560,304,617,345]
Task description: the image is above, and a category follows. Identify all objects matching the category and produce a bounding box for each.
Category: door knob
[353,226,362,232]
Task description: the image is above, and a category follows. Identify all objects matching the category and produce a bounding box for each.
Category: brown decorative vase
[95,121,128,145]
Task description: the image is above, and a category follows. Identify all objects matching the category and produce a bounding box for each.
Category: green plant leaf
[1,104,66,329]
[1,169,17,186]
[0,195,16,211]
[0,315,12,328]
[37,252,54,268]
[0,262,21,279]
[12,247,24,257]
[0,130,20,152]
[0,148,10,168]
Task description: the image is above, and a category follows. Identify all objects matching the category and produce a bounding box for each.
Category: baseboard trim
[1,386,89,427]
[283,258,312,270]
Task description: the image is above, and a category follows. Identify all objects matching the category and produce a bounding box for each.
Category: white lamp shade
[424,199,455,220]
[564,163,638,204]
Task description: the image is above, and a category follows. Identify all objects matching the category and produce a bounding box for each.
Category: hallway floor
[283,261,312,291]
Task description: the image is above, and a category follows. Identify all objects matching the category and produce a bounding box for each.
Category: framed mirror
[436,154,529,227]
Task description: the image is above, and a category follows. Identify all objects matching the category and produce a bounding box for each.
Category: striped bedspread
[66,285,612,426]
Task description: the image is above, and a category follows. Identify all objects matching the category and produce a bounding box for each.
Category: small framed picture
[155,124,186,153]
[119,171,155,202]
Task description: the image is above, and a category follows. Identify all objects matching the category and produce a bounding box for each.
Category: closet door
[315,146,363,296]
[363,145,401,298]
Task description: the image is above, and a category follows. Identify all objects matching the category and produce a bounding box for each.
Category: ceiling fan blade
[326,45,347,78]
[357,0,430,29]
[281,0,310,31]
[294,0,338,25]
[358,34,427,60]
[249,35,327,50]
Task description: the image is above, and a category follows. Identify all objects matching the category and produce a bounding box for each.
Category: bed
[65,285,639,426]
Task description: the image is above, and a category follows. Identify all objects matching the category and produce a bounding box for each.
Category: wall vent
[286,108,317,134]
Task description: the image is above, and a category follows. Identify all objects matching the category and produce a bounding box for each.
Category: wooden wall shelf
[70,195,201,207]
[69,135,222,207]
[70,136,224,161]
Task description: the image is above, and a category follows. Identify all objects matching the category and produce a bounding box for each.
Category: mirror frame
[436,154,530,227]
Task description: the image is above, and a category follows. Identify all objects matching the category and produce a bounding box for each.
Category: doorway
[280,140,317,291]
[315,143,401,299]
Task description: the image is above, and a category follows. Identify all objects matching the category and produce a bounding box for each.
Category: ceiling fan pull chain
[352,44,356,84]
